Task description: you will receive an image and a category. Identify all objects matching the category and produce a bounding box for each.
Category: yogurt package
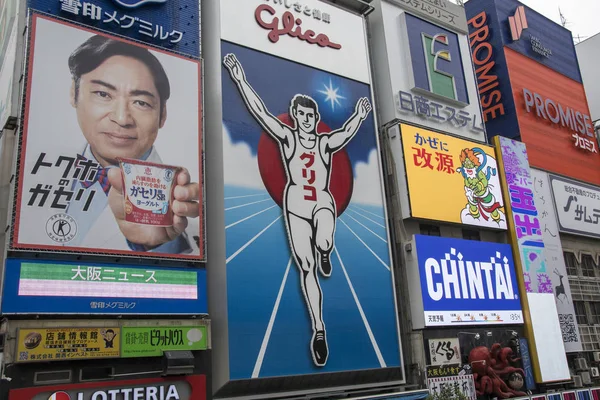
[117,158,181,227]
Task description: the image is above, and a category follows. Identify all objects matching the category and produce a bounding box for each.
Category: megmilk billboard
[220,0,402,381]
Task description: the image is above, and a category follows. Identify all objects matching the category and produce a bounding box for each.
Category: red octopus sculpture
[468,344,527,398]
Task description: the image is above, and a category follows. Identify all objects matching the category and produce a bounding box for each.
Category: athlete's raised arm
[224,54,291,142]
[325,97,372,152]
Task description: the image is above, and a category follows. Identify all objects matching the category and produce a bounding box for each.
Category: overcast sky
[461,0,600,43]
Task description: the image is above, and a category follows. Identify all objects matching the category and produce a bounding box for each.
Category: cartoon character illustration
[101,329,116,348]
[223,53,372,367]
[457,148,504,225]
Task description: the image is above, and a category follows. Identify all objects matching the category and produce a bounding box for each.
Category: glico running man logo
[508,6,528,41]
[405,14,468,104]
[224,53,371,367]
[111,0,166,9]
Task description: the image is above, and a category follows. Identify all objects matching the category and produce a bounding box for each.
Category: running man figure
[224,54,372,367]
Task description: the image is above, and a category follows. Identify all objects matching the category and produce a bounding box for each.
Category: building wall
[576,33,600,122]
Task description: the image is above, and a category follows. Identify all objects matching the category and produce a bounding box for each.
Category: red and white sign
[8,376,206,400]
[220,0,370,83]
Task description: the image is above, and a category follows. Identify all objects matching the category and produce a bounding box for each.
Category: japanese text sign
[550,174,600,239]
[12,15,204,260]
[400,124,506,229]
[412,235,523,327]
[28,0,199,57]
[17,327,120,363]
[495,137,551,295]
[426,365,477,400]
[393,0,468,34]
[1,259,207,315]
[428,338,461,366]
[121,326,208,357]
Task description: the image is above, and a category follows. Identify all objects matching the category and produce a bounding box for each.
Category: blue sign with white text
[414,235,523,326]
[1,258,207,315]
[29,0,199,57]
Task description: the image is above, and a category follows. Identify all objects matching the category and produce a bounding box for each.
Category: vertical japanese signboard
[400,124,506,228]
[220,0,402,383]
[11,15,204,260]
[495,136,570,383]
[531,170,582,352]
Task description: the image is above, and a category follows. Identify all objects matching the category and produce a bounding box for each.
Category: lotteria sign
[8,376,206,400]
[412,235,523,327]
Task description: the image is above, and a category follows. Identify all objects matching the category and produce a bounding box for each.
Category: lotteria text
[55,384,180,400]
[255,4,341,49]
[468,12,506,122]
[424,248,515,301]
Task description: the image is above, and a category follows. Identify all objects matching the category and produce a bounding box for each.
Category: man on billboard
[63,35,200,254]
[224,53,372,367]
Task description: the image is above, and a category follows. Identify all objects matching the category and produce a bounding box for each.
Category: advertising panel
[121,326,208,357]
[400,124,506,229]
[221,0,402,380]
[426,365,476,400]
[0,21,18,130]
[1,259,207,314]
[428,338,461,366]
[409,235,522,328]
[505,48,600,186]
[8,376,206,400]
[495,136,569,383]
[28,0,200,57]
[16,327,120,363]
[531,170,582,352]
[372,1,486,142]
[549,174,600,239]
[12,14,204,260]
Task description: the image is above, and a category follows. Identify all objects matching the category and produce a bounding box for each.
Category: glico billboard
[11,14,204,261]
[219,0,403,386]
[465,0,600,187]
[370,0,487,142]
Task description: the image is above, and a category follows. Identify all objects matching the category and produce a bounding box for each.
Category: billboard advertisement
[505,48,600,186]
[11,14,204,260]
[495,136,569,383]
[8,376,206,400]
[1,258,207,315]
[399,124,506,229]
[530,169,582,352]
[371,1,486,142]
[407,235,522,328]
[549,174,600,239]
[16,327,121,363]
[220,0,402,380]
[121,325,208,357]
[28,0,200,57]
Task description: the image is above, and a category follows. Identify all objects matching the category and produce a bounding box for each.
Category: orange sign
[505,47,600,186]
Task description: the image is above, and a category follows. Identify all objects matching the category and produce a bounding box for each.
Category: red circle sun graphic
[257,114,354,217]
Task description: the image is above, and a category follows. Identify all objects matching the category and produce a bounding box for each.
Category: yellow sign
[400,124,507,229]
[17,327,120,363]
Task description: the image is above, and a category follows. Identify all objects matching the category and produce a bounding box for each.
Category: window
[581,254,597,278]
[420,224,440,236]
[564,252,578,276]
[462,229,481,241]
[590,302,600,325]
[574,301,589,325]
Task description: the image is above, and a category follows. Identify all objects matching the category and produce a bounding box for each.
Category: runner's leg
[314,208,335,277]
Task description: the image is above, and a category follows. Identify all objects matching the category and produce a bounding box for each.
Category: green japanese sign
[121,326,207,358]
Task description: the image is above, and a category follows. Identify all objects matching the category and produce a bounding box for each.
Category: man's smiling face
[293,104,317,135]
[71,55,166,167]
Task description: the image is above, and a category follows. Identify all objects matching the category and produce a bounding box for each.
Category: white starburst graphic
[318,80,345,111]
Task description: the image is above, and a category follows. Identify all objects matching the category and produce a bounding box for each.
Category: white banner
[220,0,370,83]
[550,174,600,238]
[531,169,582,352]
